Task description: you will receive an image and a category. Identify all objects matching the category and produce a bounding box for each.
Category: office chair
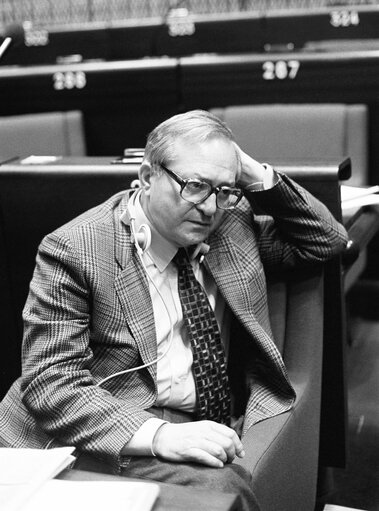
[0,110,86,159]
[211,103,368,187]
[0,163,336,510]
[236,265,324,510]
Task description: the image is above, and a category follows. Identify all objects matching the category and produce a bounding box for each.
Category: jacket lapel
[206,230,265,328]
[206,228,292,389]
[113,194,158,381]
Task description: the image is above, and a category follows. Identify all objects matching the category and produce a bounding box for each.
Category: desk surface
[57,469,241,511]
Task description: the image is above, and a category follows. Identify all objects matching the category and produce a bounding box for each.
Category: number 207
[262,60,300,80]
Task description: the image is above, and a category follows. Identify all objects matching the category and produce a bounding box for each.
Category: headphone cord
[96,216,174,387]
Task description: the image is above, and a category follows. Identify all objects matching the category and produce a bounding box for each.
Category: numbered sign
[330,10,360,27]
[24,28,49,47]
[262,60,300,80]
[53,71,87,90]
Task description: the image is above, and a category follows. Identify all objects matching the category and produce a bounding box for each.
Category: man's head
[139,110,241,248]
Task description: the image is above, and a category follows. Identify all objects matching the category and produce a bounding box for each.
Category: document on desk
[0,447,159,511]
[341,184,379,217]
[341,185,379,202]
[0,447,76,511]
[23,479,160,511]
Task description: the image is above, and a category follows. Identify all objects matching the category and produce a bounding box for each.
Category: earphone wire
[96,190,174,387]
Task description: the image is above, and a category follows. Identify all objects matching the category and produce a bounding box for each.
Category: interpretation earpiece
[120,188,152,254]
[134,224,151,252]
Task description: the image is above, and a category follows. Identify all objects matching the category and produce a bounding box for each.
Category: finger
[177,434,229,464]
[205,430,237,462]
[200,422,239,462]
[209,422,245,457]
[185,447,225,468]
[199,438,231,463]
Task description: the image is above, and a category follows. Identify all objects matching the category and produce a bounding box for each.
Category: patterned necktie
[173,248,231,425]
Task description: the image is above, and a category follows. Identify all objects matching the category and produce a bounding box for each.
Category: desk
[343,203,379,292]
[2,45,379,177]
[57,469,241,511]
[2,6,379,66]
[344,203,379,245]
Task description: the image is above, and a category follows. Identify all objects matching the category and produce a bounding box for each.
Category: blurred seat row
[0,102,368,186]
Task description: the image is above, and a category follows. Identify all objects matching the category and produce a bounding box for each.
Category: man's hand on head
[152,420,245,468]
[234,143,275,190]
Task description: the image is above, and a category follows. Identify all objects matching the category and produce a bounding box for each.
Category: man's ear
[139,161,153,195]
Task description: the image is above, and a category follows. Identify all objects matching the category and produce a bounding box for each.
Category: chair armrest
[235,267,324,511]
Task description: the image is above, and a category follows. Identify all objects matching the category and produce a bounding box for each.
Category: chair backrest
[0,165,138,398]
[0,111,86,159]
[211,103,368,186]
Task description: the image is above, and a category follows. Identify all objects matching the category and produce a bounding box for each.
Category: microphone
[191,242,210,263]
[0,24,24,60]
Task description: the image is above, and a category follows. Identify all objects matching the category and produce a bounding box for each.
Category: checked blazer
[0,172,348,471]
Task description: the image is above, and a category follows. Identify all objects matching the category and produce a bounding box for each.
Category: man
[0,110,348,510]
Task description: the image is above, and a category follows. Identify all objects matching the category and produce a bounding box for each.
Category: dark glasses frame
[159,163,243,210]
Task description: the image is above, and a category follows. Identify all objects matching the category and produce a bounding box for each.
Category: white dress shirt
[122,192,230,455]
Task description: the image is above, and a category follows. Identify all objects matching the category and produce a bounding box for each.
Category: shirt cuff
[245,163,276,192]
[121,418,167,457]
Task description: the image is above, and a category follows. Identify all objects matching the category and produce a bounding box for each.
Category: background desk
[2,6,379,65]
[1,46,379,185]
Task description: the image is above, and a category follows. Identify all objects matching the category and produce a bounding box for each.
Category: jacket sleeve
[20,231,155,471]
[244,171,349,269]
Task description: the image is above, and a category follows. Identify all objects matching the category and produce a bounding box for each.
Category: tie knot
[173,247,190,269]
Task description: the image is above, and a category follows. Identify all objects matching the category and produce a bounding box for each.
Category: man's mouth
[190,220,212,227]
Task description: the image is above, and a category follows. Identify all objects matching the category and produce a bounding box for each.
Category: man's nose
[196,192,218,215]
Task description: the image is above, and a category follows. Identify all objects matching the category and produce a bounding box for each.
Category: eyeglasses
[159,163,243,210]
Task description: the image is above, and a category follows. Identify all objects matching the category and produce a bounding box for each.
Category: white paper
[0,447,75,511]
[0,448,159,511]
[23,479,160,511]
[20,155,62,164]
[323,505,367,511]
[341,184,379,202]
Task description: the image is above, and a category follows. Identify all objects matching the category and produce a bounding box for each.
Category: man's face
[140,137,239,248]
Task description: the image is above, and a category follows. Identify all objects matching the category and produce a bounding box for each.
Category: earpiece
[134,223,151,252]
[120,188,152,253]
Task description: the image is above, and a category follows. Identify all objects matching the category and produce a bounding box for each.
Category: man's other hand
[152,420,245,468]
